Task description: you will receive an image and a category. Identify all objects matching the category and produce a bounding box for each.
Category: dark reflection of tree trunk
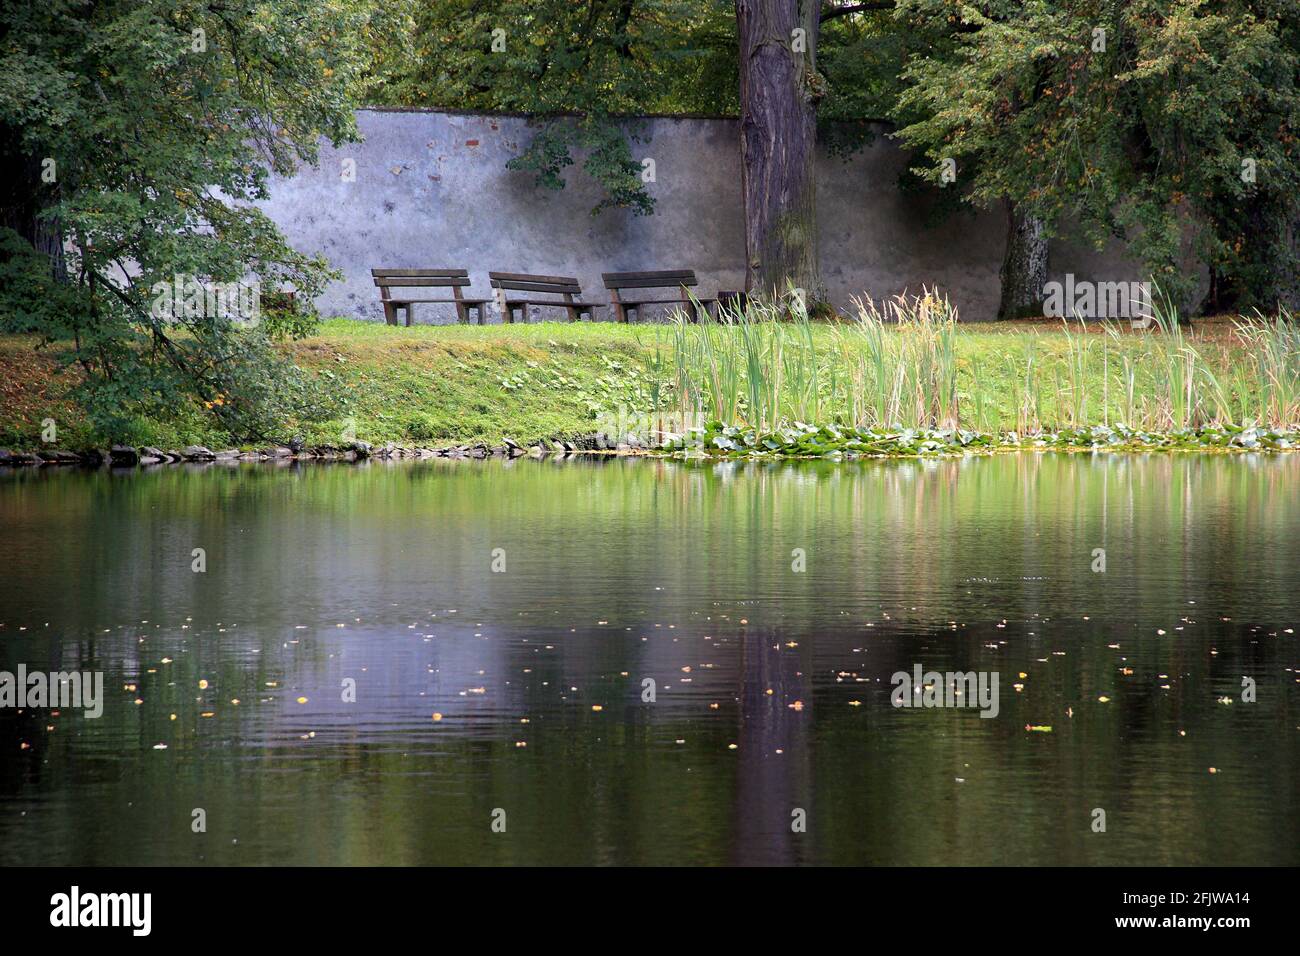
[731,631,812,864]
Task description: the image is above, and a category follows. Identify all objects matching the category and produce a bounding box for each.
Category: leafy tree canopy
[892,0,1300,309]
[0,0,376,442]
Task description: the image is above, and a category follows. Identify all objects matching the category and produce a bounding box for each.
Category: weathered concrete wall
[259,108,1143,322]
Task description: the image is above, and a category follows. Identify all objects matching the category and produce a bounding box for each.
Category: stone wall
[259,108,1147,322]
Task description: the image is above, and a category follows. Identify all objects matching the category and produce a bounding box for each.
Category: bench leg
[383,302,397,326]
[454,302,469,324]
[403,303,414,327]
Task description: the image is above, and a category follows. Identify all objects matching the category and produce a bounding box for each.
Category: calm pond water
[0,453,1296,866]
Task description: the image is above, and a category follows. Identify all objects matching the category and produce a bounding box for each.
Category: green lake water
[0,453,1296,865]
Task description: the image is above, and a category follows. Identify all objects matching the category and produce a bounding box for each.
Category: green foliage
[892,0,1300,311]
[663,418,1298,457]
[508,120,654,216]
[0,0,373,442]
[360,0,738,215]
[816,4,910,155]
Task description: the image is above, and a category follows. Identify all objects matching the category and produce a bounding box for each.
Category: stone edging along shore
[0,433,640,468]
[2,424,1297,468]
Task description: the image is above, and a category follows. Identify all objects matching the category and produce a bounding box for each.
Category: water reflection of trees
[0,453,1295,864]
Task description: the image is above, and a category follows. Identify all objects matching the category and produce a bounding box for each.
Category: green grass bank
[1,314,1296,455]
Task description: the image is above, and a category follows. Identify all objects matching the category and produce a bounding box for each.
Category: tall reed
[654,285,1298,438]
[1236,307,1300,427]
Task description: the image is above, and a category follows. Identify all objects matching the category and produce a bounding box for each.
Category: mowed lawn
[0,315,1256,451]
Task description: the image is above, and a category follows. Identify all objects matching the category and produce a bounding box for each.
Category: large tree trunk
[997,202,1048,320]
[735,0,825,308]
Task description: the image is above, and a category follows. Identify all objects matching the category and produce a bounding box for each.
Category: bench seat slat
[382,297,491,304]
[372,268,469,278]
[489,271,579,286]
[504,298,604,307]
[605,278,699,290]
[374,276,472,287]
[616,296,716,304]
[603,271,697,288]
[493,280,582,295]
[603,270,696,280]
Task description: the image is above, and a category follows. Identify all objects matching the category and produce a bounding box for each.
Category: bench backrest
[489,272,583,297]
[372,269,471,299]
[602,270,698,291]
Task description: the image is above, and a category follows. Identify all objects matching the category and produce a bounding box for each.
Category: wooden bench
[603,270,717,322]
[489,272,605,323]
[372,269,490,326]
